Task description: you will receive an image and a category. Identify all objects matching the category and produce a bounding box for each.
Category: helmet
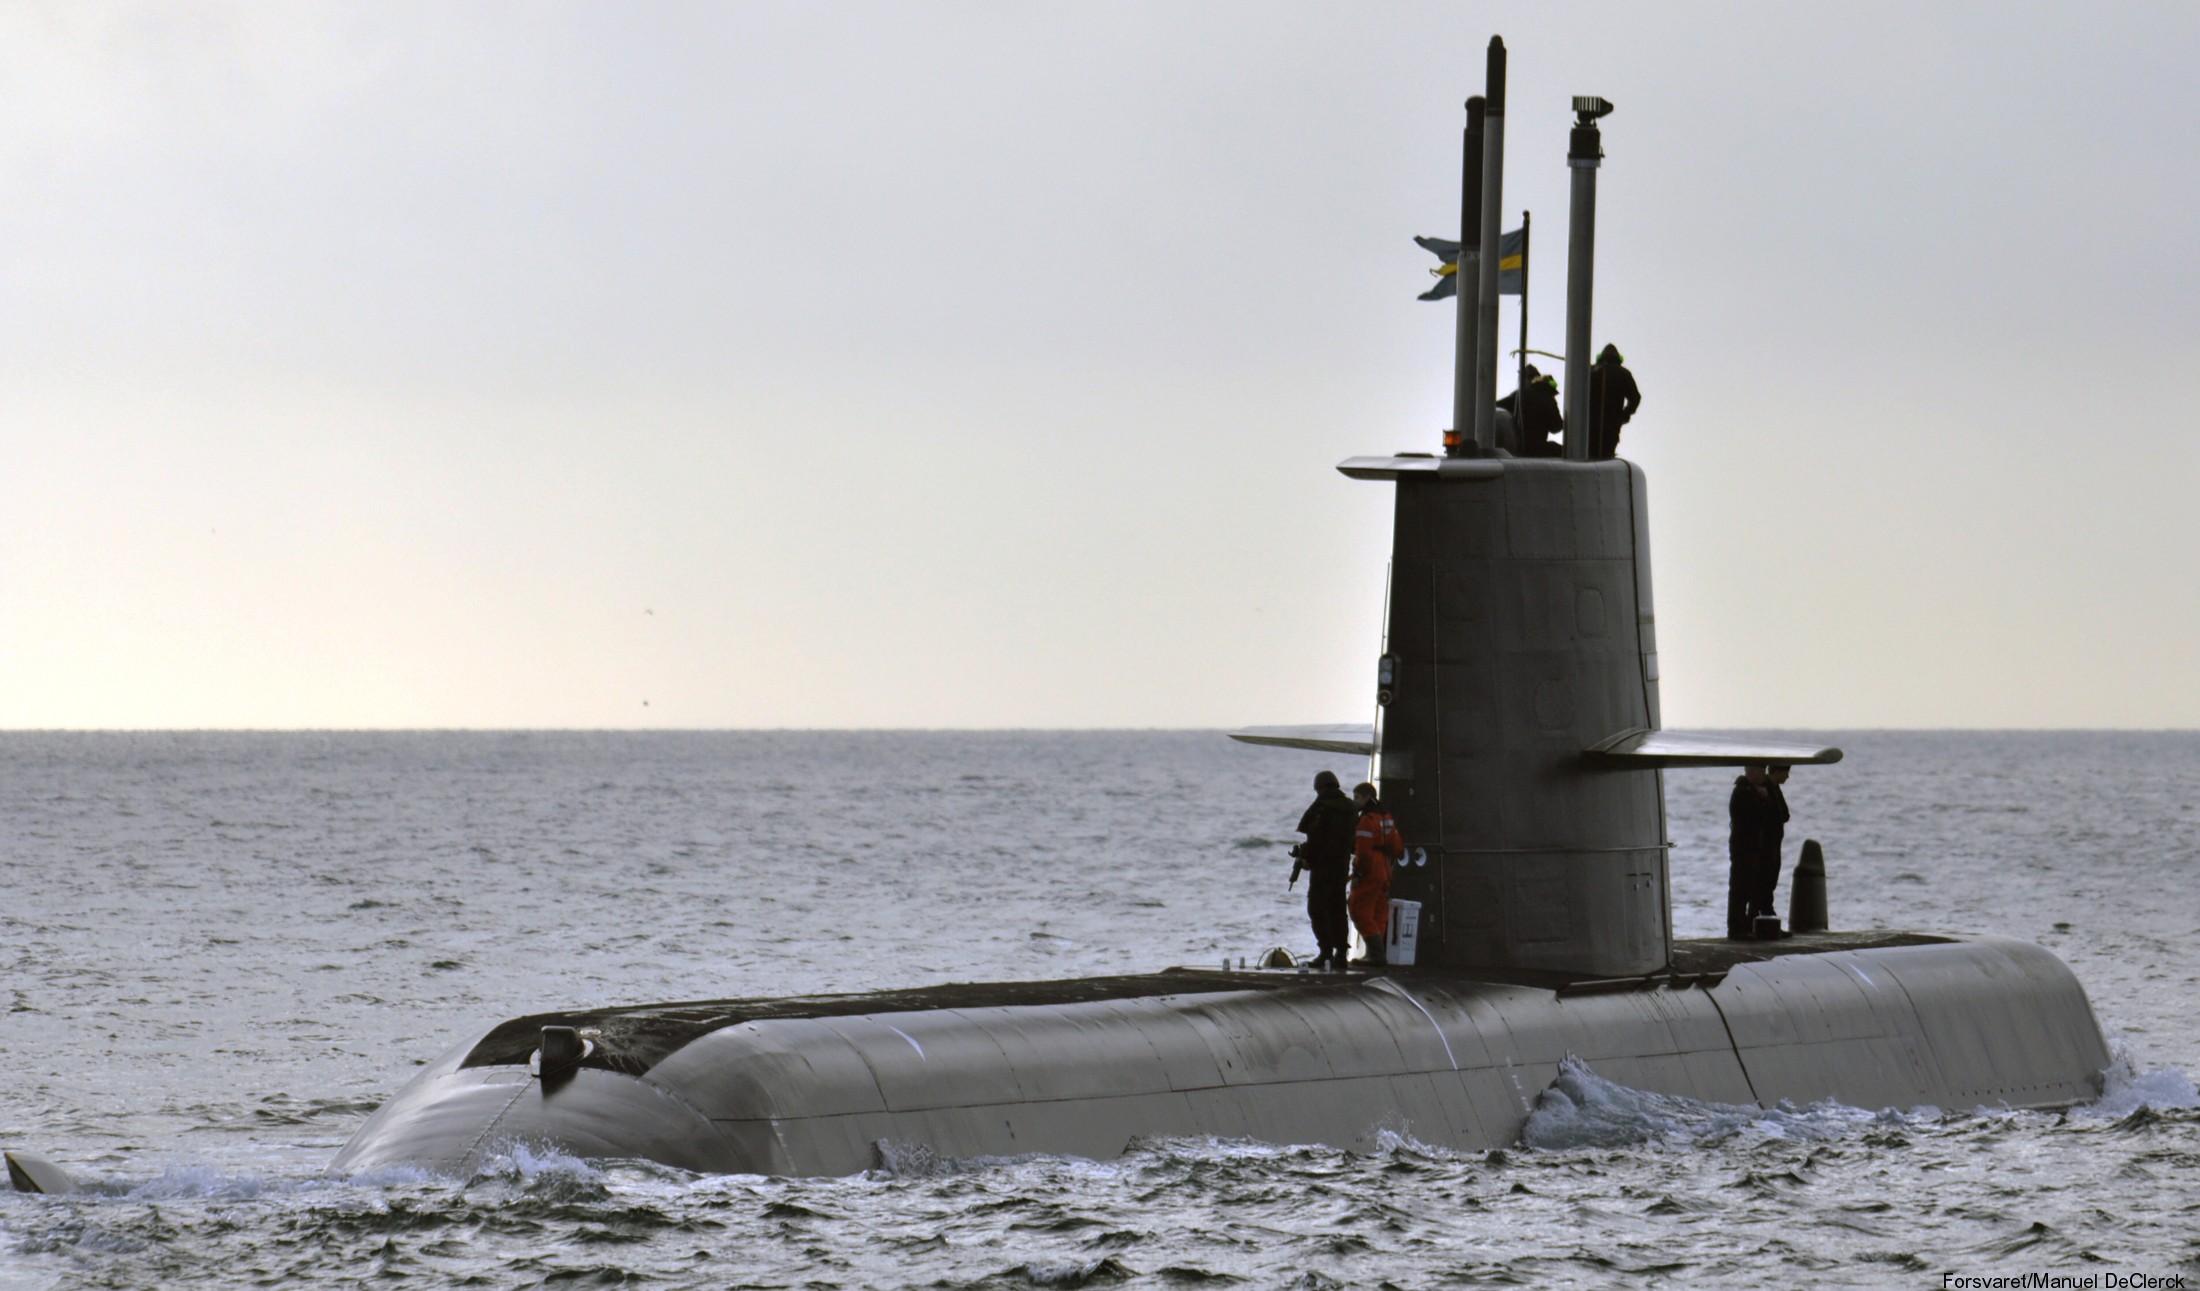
[1313,770,1340,791]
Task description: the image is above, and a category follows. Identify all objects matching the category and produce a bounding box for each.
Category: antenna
[1562,95,1612,459]
[1469,37,1508,455]
[1447,97,1486,458]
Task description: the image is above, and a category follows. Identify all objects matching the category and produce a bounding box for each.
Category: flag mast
[1517,209,1531,448]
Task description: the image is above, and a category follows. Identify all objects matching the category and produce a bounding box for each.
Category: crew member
[1292,770,1357,970]
[1495,366,1564,456]
[1347,781,1404,965]
[1727,764,1771,939]
[1587,344,1641,459]
[1756,764,1792,935]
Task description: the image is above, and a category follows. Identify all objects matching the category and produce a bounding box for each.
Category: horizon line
[4,725,2199,736]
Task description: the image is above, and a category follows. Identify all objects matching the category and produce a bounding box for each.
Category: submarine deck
[462,930,1950,1077]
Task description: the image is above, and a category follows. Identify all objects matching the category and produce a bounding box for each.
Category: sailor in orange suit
[1347,781,1403,965]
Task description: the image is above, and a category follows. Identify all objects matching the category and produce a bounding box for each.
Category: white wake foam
[1521,1056,1925,1151]
[466,1142,610,1200]
[123,1164,272,1202]
[2079,1040,2199,1118]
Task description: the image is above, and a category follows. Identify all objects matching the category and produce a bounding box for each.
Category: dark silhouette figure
[1727,764,1772,939]
[1496,365,1565,456]
[1588,344,1641,459]
[1293,770,1358,969]
[1757,765,1792,932]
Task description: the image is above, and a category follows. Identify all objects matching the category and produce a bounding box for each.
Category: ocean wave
[10,1160,418,1204]
[123,1164,274,1202]
[1011,1255,1136,1286]
[866,1137,1043,1178]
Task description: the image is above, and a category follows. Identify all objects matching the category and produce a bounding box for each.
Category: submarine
[326,41,2111,1181]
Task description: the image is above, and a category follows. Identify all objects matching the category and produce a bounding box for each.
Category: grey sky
[4,2,2195,729]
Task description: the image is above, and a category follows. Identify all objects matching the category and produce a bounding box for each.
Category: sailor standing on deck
[1348,782,1404,965]
[1727,765,1772,939]
[1292,771,1357,970]
[1757,764,1792,934]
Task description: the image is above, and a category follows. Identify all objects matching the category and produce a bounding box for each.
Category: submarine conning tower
[1233,48,1839,979]
[1373,47,1668,977]
[1348,454,1667,977]
[1364,50,1654,980]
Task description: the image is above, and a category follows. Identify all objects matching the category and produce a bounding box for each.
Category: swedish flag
[1416,228,1524,300]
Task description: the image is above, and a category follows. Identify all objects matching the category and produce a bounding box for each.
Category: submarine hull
[333,934,2109,1177]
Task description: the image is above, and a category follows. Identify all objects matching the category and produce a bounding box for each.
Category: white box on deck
[1388,900,1422,966]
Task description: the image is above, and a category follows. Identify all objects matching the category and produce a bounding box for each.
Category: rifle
[1288,844,1305,889]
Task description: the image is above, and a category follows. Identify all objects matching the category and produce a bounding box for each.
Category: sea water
[0,731,2194,1287]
